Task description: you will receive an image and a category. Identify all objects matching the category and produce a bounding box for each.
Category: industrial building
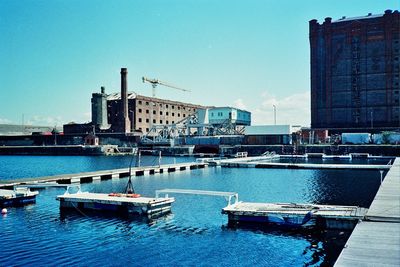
[310,10,400,133]
[71,68,205,135]
[65,67,252,149]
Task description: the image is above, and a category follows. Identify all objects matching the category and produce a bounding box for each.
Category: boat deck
[223,202,366,218]
[57,192,175,219]
[222,202,367,229]
[0,187,39,207]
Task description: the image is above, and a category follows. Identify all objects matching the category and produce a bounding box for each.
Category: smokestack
[101,86,105,94]
[120,68,130,132]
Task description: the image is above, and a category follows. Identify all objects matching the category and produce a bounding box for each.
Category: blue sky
[1,0,399,127]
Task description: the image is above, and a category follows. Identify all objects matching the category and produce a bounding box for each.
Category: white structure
[208,107,251,126]
[245,125,300,135]
[244,125,301,145]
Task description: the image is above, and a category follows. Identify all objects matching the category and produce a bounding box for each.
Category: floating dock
[199,153,394,170]
[0,187,39,207]
[222,202,367,230]
[217,156,391,170]
[57,191,175,219]
[0,162,207,189]
[335,157,400,266]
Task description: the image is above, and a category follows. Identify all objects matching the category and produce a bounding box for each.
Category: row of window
[137,109,186,117]
[137,100,196,111]
[210,112,224,117]
[210,111,250,118]
[137,118,175,124]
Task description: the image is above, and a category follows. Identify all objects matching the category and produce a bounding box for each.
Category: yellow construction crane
[142,77,191,97]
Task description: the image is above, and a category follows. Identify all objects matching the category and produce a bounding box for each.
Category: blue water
[0,155,192,180]
[0,156,383,266]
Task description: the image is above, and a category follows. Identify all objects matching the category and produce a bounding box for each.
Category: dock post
[379,170,384,185]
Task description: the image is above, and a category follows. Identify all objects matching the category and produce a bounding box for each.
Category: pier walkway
[335,158,400,266]
[0,162,207,189]
[209,154,393,170]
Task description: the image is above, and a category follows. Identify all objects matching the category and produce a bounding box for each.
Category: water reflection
[305,169,383,207]
[224,223,352,266]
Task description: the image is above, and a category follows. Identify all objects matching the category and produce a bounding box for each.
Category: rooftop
[332,13,383,23]
[105,92,206,108]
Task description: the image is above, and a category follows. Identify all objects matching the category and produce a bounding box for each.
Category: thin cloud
[251,91,310,126]
[233,98,247,110]
[26,115,65,126]
[0,118,12,124]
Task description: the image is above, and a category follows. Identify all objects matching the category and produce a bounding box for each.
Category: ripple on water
[0,160,380,266]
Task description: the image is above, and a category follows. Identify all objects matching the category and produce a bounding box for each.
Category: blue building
[208,107,251,126]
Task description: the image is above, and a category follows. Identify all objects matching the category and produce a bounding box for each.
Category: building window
[160,120,163,124]
[178,107,180,110]
[172,121,175,124]
[153,119,156,123]
[166,120,169,124]
[138,118,142,122]
[138,101,142,105]
[211,112,214,117]
[139,109,142,113]
[146,110,149,114]
[146,118,149,123]
[172,106,175,109]
[193,109,196,112]
[146,102,149,105]
[166,112,169,116]
[139,127,142,131]
[160,111,163,115]
[172,112,175,116]
[160,104,162,107]
[166,104,169,108]
[183,114,186,117]
[178,113,181,117]
[183,107,185,110]
[153,110,156,115]
[146,128,149,132]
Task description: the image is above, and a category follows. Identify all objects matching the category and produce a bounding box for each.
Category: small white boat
[0,187,39,207]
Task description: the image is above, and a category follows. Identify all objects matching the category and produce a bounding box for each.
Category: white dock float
[0,187,39,207]
[222,202,367,229]
[223,161,391,170]
[57,191,175,219]
[0,162,208,188]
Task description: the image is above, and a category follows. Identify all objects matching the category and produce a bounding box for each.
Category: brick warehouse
[90,68,205,134]
[310,10,400,133]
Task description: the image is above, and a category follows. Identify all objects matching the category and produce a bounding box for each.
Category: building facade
[88,68,205,134]
[106,93,204,134]
[208,107,251,126]
[310,10,400,132]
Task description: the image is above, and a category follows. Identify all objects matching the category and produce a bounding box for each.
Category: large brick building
[90,68,205,134]
[106,93,204,133]
[310,10,400,132]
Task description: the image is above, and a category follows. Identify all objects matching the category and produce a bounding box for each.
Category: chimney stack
[120,68,130,133]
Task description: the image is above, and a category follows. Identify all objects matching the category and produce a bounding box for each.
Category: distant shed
[244,125,300,145]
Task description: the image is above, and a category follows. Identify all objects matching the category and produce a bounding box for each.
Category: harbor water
[0,156,384,266]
